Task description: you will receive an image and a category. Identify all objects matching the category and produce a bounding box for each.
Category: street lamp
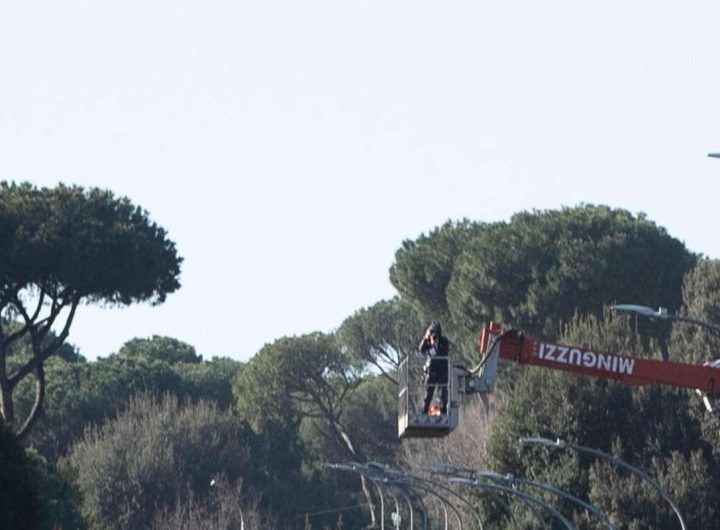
[416,466,487,530]
[340,461,461,530]
[324,463,386,528]
[520,436,687,530]
[612,303,720,414]
[431,463,611,529]
[474,470,615,530]
[430,464,520,530]
[450,477,574,530]
[388,475,458,529]
[612,304,720,337]
[367,462,478,530]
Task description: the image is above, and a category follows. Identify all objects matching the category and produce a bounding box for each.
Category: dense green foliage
[670,259,720,364]
[6,201,720,529]
[390,220,483,325]
[0,182,181,305]
[66,393,265,530]
[118,336,202,364]
[0,182,182,439]
[486,312,720,529]
[391,206,696,352]
[338,297,422,384]
[12,349,241,462]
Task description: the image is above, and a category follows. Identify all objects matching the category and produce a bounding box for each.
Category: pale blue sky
[2,1,720,361]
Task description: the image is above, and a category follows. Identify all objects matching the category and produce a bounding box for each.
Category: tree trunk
[16,364,45,442]
[336,426,379,528]
[0,378,14,425]
[0,340,15,426]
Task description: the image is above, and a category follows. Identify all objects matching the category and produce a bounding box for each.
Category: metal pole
[369,462,472,530]
[383,478,428,530]
[390,481,424,530]
[356,462,439,530]
[385,489,401,530]
[451,478,574,529]
[400,479,452,530]
[417,467,486,530]
[475,470,614,530]
[355,467,386,529]
[612,304,720,337]
[520,437,687,530]
[325,463,387,529]
[392,487,415,530]
[407,486,429,530]
[429,464,522,530]
[440,466,548,530]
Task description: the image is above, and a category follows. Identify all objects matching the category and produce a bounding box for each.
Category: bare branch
[28,288,46,325]
[8,298,80,390]
[41,297,79,356]
[15,363,45,442]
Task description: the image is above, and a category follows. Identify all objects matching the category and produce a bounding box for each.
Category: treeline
[3,191,720,529]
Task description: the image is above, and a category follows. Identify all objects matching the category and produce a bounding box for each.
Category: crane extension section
[398,321,720,439]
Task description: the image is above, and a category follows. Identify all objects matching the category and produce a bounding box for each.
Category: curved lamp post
[395,477,456,530]
[415,466,486,530]
[475,470,615,530]
[450,477,574,530]
[365,462,465,530]
[365,463,417,529]
[370,462,483,530]
[378,480,415,530]
[349,461,455,530]
[437,466,550,530]
[612,302,720,414]
[612,304,720,337]
[324,463,387,528]
[436,464,535,530]
[520,436,687,530]
[373,469,430,530]
[369,474,429,530]
[431,464,521,530]
[389,486,416,530]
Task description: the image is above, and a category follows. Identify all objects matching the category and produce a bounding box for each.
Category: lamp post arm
[325,463,386,529]
[519,438,687,530]
[404,478,462,530]
[612,304,720,337]
[391,488,415,530]
[387,480,428,530]
[406,480,450,530]
[564,443,687,530]
[385,490,400,530]
[424,465,521,530]
[414,471,485,530]
[371,463,481,530]
[452,478,574,530]
[474,471,615,530]
[671,314,720,337]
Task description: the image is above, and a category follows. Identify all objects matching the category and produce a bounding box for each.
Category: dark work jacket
[419,335,450,381]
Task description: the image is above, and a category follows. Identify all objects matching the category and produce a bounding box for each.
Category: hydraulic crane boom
[398,321,720,438]
[479,322,720,396]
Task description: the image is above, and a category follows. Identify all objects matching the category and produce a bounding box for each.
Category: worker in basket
[419,321,450,415]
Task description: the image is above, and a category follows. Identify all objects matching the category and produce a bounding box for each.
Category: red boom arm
[480,322,720,396]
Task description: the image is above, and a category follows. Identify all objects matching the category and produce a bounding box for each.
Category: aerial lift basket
[398,354,460,438]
